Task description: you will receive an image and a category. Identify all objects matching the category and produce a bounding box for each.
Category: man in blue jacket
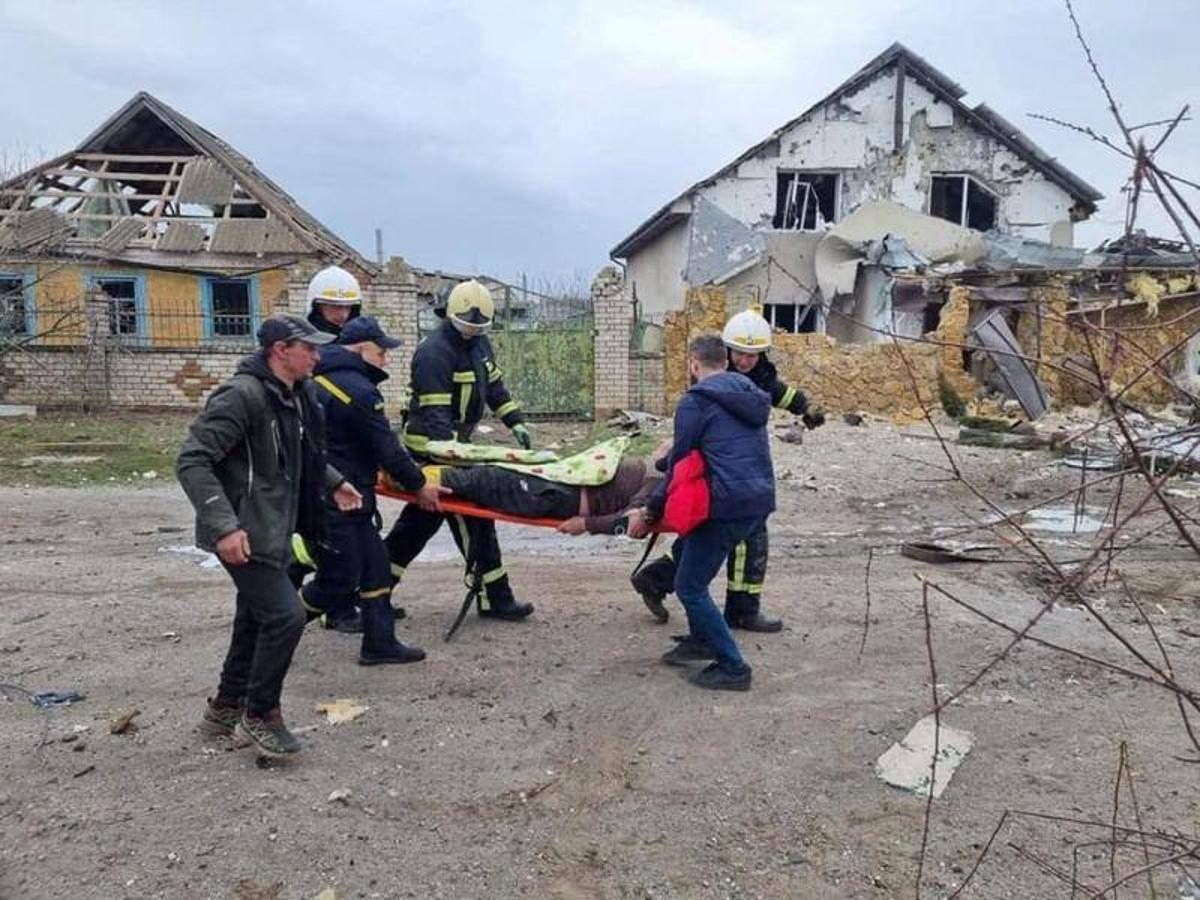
[301,317,444,666]
[631,334,774,691]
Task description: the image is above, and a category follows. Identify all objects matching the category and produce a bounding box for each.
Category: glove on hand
[513,423,533,450]
[801,408,826,430]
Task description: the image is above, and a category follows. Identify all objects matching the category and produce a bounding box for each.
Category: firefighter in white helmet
[384,279,535,623]
[631,307,824,633]
[306,265,362,338]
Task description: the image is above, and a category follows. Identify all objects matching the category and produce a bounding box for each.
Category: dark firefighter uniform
[384,317,533,619]
[633,353,821,632]
[300,329,427,665]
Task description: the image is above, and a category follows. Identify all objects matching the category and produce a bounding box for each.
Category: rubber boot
[724,590,783,633]
[477,574,533,621]
[358,597,426,666]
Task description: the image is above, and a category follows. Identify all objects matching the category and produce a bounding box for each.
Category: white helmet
[306,265,362,308]
[722,309,772,353]
[445,279,495,333]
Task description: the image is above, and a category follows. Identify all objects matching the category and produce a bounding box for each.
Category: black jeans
[440,467,580,520]
[217,560,307,716]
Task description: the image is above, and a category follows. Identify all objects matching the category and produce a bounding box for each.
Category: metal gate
[419,282,594,419]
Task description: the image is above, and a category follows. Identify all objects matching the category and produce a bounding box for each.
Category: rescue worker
[384,279,535,622]
[301,317,444,666]
[287,264,364,631]
[631,308,824,632]
[306,265,362,337]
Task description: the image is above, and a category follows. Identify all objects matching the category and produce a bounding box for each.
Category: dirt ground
[2,418,1199,899]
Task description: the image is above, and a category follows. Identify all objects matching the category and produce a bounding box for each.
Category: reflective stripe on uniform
[403,431,430,452]
[298,589,322,614]
[390,562,406,579]
[487,363,502,383]
[360,586,391,600]
[495,400,519,419]
[451,370,476,383]
[731,541,747,588]
[291,533,316,568]
[459,384,472,423]
[776,386,797,410]
[418,392,452,406]
[451,515,471,558]
[314,375,352,405]
[726,580,764,595]
[481,566,506,585]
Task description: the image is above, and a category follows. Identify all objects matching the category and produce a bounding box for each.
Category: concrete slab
[874,715,974,799]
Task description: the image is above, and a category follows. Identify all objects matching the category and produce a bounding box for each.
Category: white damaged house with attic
[610,43,1103,334]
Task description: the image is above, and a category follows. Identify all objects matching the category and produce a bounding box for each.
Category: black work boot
[660,636,716,666]
[477,577,534,621]
[725,591,783,633]
[631,556,675,624]
[359,598,426,666]
[689,661,753,692]
[322,606,364,634]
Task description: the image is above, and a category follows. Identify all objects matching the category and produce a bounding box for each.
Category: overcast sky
[3,0,1197,283]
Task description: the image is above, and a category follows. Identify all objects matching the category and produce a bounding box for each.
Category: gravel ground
[2,419,1198,899]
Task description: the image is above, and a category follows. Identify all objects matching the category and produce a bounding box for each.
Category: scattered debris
[1021,506,1107,534]
[776,425,805,445]
[72,764,95,779]
[900,541,1005,564]
[158,545,221,569]
[970,309,1048,420]
[542,708,559,728]
[607,409,665,431]
[316,699,369,725]
[313,890,341,900]
[109,709,140,735]
[234,878,284,900]
[30,690,86,708]
[958,427,1052,451]
[327,788,351,804]
[12,611,48,626]
[875,716,974,799]
[843,413,865,427]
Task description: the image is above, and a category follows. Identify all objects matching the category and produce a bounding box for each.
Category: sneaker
[726,612,783,633]
[689,662,752,692]
[234,709,302,757]
[359,642,427,666]
[321,608,364,634]
[478,600,534,621]
[660,637,716,666]
[198,698,241,737]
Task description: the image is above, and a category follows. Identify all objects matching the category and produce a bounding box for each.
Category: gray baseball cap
[257,314,334,347]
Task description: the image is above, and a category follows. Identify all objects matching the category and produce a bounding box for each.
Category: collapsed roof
[0,92,373,273]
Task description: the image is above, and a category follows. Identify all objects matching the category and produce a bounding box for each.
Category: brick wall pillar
[591,266,632,418]
[363,274,419,416]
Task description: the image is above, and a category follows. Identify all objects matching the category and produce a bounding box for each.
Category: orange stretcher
[375,479,664,641]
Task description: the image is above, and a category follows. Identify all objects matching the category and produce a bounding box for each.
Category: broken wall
[661,284,978,421]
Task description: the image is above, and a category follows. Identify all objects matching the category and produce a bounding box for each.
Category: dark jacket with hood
[176,353,345,568]
[732,352,809,416]
[404,319,524,451]
[307,301,360,337]
[313,344,425,514]
[648,372,775,523]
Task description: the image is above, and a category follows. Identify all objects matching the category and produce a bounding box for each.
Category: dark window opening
[929,174,997,231]
[773,172,838,230]
[209,279,252,337]
[96,278,139,337]
[763,302,818,334]
[0,277,27,335]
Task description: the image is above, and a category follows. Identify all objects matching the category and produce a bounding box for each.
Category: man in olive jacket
[177,314,362,757]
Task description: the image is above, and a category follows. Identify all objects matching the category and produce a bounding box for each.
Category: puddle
[1019,506,1107,534]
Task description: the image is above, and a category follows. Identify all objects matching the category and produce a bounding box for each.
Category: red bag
[659,450,710,535]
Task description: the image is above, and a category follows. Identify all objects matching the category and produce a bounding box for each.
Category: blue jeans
[673,516,764,672]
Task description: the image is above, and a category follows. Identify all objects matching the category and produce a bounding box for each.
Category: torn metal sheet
[875,715,974,799]
[982,232,1087,270]
[684,196,766,286]
[971,308,1048,420]
[814,200,987,300]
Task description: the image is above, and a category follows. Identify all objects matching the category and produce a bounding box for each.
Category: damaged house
[610,42,1103,335]
[0,92,414,409]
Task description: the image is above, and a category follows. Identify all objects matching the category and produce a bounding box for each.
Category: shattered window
[206,278,254,338]
[0,275,29,335]
[929,174,997,231]
[763,302,818,334]
[95,277,141,338]
[773,172,838,230]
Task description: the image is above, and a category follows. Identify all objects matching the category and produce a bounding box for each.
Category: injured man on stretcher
[428,455,663,535]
